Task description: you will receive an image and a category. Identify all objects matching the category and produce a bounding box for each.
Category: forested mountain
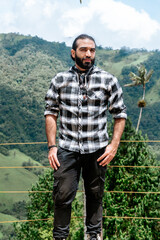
[0,33,159,239]
[0,33,72,163]
[0,33,160,163]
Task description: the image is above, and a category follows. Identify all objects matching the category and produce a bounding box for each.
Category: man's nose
[86,50,91,57]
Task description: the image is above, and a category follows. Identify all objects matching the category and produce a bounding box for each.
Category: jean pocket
[53,179,59,201]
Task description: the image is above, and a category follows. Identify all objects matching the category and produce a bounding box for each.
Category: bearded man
[44,34,127,240]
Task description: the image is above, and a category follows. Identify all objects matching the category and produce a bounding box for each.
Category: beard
[75,54,95,70]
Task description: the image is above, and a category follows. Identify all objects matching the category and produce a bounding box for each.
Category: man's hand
[97,118,126,166]
[48,147,60,170]
[97,143,118,166]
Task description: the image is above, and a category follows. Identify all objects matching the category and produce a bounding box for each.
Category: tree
[13,170,54,239]
[14,119,159,239]
[124,65,153,132]
[103,119,159,239]
[14,170,84,240]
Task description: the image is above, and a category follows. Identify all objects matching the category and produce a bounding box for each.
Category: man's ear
[71,49,75,59]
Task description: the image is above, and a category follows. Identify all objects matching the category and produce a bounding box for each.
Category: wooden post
[100,221,103,240]
[83,182,87,240]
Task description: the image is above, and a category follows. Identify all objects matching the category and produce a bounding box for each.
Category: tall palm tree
[124,65,153,132]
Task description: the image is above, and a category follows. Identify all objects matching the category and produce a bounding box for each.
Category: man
[44,34,127,240]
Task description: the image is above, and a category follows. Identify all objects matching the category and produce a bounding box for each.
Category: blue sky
[0,0,160,50]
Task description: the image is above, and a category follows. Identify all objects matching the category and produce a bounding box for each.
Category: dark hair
[72,34,96,50]
[71,34,96,61]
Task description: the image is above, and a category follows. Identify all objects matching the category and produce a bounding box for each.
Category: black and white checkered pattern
[44,65,127,154]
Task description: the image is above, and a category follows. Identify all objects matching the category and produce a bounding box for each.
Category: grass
[0,232,3,239]
[0,213,18,240]
[0,149,42,212]
[0,149,45,239]
[97,51,150,77]
[146,77,160,104]
[0,212,18,223]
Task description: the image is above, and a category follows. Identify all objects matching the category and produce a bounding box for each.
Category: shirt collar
[72,65,94,75]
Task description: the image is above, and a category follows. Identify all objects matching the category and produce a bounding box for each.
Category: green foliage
[144,50,160,83]
[125,65,153,87]
[69,192,84,240]
[13,119,159,239]
[0,33,160,239]
[0,149,39,213]
[0,213,17,240]
[121,61,160,140]
[103,119,160,239]
[0,32,160,158]
[13,169,54,239]
[124,65,154,132]
[114,47,133,62]
[22,160,44,176]
[2,201,27,220]
[14,169,84,239]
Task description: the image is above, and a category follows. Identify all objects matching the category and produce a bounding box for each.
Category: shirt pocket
[87,90,106,112]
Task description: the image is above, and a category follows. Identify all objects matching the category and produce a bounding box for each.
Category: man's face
[71,38,96,71]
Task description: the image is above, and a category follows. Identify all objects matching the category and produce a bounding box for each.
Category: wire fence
[0,140,160,225]
[0,165,160,169]
[0,190,159,194]
[1,140,160,146]
[0,215,160,224]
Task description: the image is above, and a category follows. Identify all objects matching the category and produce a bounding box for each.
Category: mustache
[83,57,92,60]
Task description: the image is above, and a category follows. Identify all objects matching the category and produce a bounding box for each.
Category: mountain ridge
[0,33,160,162]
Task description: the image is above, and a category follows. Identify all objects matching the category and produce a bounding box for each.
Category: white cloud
[59,0,160,49]
[90,0,160,41]
[60,6,93,37]
[0,10,18,33]
[22,0,37,8]
[1,12,16,27]
[0,0,160,50]
[43,2,57,18]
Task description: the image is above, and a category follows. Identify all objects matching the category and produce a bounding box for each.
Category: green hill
[0,212,18,226]
[0,33,160,162]
[96,48,151,77]
[0,149,45,239]
[0,34,159,146]
[0,212,18,239]
[0,33,73,163]
[96,47,160,141]
[0,32,160,239]
[0,149,41,212]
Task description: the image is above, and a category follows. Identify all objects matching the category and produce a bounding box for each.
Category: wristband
[48,145,57,150]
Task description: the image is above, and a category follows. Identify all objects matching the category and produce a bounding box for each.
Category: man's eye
[80,48,86,52]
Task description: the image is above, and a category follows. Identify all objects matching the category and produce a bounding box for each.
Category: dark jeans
[53,147,106,239]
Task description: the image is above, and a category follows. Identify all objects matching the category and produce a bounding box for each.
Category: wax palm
[124,65,153,132]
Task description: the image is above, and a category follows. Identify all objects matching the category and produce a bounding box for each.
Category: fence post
[100,221,103,239]
[83,182,87,240]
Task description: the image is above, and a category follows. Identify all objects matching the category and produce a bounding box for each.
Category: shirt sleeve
[44,75,59,117]
[108,76,127,119]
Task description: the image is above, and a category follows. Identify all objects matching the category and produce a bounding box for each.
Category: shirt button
[79,125,82,130]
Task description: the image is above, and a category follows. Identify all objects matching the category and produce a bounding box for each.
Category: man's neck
[75,63,87,72]
[74,64,94,75]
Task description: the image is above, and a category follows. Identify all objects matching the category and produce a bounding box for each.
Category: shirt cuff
[44,110,59,117]
[113,112,127,119]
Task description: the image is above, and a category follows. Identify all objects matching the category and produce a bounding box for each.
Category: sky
[0,0,160,50]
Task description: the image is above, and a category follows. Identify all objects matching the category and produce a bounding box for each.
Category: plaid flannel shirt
[44,65,127,154]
